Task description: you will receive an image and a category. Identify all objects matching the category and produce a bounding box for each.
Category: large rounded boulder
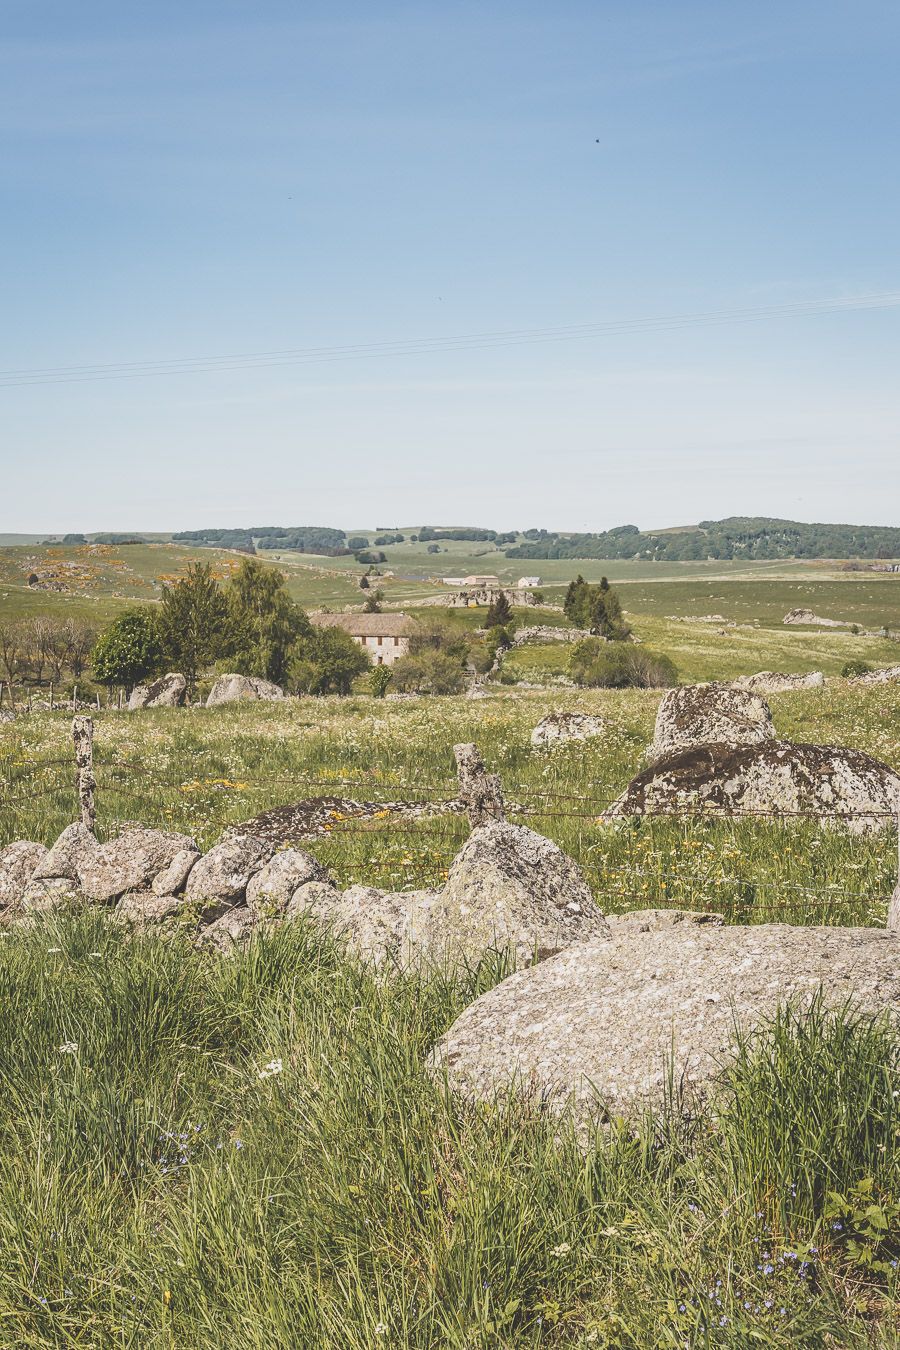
[647,683,774,763]
[128,673,187,710]
[206,674,286,706]
[607,741,900,833]
[432,923,900,1131]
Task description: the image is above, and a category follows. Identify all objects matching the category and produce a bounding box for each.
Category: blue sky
[2,1,898,532]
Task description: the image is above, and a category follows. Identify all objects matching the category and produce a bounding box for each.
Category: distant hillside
[150,516,900,563]
[505,517,900,562]
[172,526,348,555]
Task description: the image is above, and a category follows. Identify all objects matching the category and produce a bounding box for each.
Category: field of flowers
[1,681,900,1346]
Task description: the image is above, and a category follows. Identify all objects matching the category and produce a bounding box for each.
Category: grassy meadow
[2,541,900,1345]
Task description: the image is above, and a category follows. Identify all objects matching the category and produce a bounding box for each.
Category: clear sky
[2,1,898,533]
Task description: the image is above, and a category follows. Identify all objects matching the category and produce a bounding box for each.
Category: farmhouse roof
[310,611,414,637]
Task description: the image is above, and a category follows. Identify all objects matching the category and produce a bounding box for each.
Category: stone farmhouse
[310,612,413,665]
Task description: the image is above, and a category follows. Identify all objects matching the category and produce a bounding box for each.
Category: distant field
[2,541,899,686]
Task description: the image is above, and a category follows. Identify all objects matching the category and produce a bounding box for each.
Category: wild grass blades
[0,914,896,1345]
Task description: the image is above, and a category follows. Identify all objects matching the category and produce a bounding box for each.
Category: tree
[407,616,471,662]
[563,575,628,639]
[359,574,370,590]
[92,609,163,691]
[158,562,229,694]
[485,592,512,627]
[62,620,96,679]
[569,640,676,689]
[0,622,24,685]
[225,557,310,685]
[392,648,468,694]
[362,589,384,614]
[369,666,393,698]
[291,627,370,695]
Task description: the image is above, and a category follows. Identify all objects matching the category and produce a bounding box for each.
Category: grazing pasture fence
[1,716,898,927]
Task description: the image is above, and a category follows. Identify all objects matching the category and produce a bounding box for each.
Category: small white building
[310,611,413,666]
[517,576,541,588]
[442,576,467,587]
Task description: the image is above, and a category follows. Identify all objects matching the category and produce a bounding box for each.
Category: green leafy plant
[369,665,393,698]
[823,1178,900,1277]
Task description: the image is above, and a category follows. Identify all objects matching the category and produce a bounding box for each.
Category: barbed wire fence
[1,718,899,923]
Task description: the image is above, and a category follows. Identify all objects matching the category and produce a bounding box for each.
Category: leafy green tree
[407,616,471,662]
[225,557,310,685]
[291,627,370,695]
[158,562,230,694]
[369,665,393,698]
[391,648,468,694]
[362,589,384,614]
[92,608,162,691]
[569,639,676,688]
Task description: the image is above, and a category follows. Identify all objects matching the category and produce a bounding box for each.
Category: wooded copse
[0,615,96,688]
[91,559,369,696]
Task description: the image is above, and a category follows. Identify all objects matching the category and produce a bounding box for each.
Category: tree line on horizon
[159,516,900,563]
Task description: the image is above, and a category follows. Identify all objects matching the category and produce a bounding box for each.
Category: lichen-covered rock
[285,880,342,922]
[77,827,198,903]
[23,823,97,909]
[184,834,273,914]
[734,671,825,694]
[206,674,286,707]
[152,848,199,897]
[196,906,257,952]
[647,683,774,763]
[115,891,183,926]
[429,822,608,966]
[0,841,48,912]
[245,849,330,917]
[30,822,97,882]
[607,741,900,833]
[531,712,608,749]
[128,673,187,710]
[850,665,900,686]
[783,609,847,627]
[432,924,900,1130]
[328,885,421,966]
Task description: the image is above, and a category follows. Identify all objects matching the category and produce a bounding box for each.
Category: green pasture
[2,677,900,1344]
[0,912,898,1346]
[3,680,898,928]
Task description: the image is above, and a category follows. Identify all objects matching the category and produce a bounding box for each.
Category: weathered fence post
[454,742,505,828]
[72,715,96,833]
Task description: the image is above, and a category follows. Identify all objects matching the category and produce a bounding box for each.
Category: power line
[1,289,898,389]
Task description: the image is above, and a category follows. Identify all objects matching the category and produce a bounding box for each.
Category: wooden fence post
[72,715,96,833]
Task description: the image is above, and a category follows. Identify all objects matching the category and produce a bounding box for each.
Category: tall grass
[0,916,896,1346]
